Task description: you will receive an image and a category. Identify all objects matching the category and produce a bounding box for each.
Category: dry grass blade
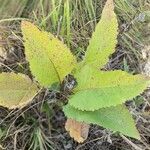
[0,29,7,61]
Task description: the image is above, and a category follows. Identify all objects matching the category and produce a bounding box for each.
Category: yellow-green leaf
[69,65,149,111]
[83,0,118,68]
[63,104,140,140]
[21,21,77,87]
[0,72,38,109]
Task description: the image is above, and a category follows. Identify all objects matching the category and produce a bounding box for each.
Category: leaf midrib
[74,81,147,93]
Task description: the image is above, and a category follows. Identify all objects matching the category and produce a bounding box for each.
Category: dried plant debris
[65,119,90,143]
[0,32,7,66]
[142,45,150,76]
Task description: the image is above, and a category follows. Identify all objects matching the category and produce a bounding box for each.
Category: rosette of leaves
[63,0,150,142]
[0,0,149,143]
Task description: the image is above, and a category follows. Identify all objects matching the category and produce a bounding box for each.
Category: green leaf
[21,21,77,87]
[69,65,149,111]
[83,0,118,68]
[0,72,38,109]
[63,104,140,140]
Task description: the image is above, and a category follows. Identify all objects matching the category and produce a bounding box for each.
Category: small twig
[0,62,15,72]
[0,18,29,23]
[121,134,143,150]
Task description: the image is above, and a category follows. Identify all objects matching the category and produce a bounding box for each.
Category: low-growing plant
[0,0,149,143]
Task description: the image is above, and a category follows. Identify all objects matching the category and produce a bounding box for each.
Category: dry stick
[0,18,29,23]
[121,134,143,150]
[0,62,14,72]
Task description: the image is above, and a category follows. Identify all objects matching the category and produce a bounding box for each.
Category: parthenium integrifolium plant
[0,0,149,142]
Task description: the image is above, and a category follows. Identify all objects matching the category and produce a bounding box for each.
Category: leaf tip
[21,21,37,32]
[103,0,115,19]
[105,0,114,9]
[21,21,31,27]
